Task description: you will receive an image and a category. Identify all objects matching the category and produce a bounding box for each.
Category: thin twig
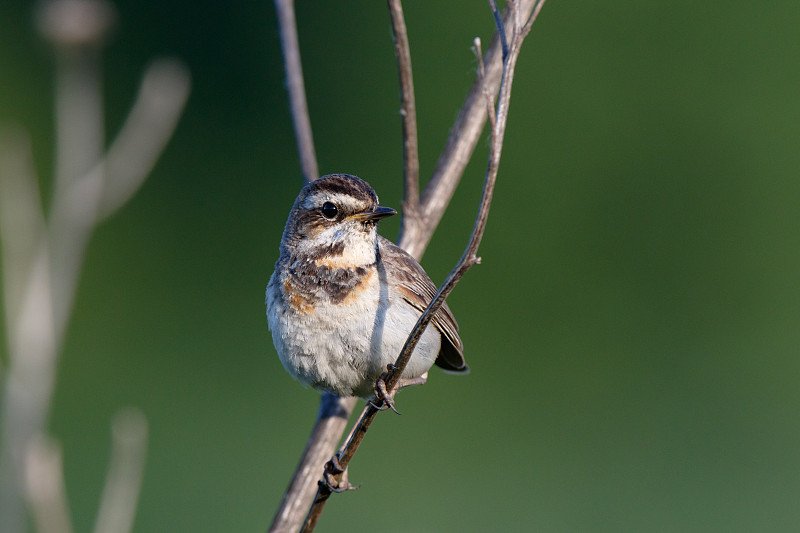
[300,3,543,530]
[387,0,421,244]
[274,0,319,184]
[399,0,540,259]
[473,38,496,134]
[488,0,508,60]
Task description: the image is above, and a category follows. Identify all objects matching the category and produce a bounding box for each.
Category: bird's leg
[320,453,359,494]
[370,366,428,414]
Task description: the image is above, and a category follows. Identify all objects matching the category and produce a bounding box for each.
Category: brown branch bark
[274,0,319,184]
[299,2,545,531]
[387,0,422,245]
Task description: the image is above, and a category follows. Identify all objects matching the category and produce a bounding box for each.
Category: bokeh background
[2,1,800,531]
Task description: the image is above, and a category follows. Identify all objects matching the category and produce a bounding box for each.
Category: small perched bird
[266,174,467,400]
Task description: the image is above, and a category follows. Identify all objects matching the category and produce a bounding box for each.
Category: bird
[266,173,468,402]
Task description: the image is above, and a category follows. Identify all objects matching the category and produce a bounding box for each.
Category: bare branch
[92,409,148,533]
[0,238,58,533]
[386,0,421,244]
[274,0,319,184]
[487,0,508,59]
[37,0,115,199]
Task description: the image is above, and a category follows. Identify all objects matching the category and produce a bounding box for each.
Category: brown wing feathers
[378,236,469,373]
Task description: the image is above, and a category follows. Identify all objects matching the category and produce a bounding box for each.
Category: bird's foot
[369,365,428,415]
[320,454,359,494]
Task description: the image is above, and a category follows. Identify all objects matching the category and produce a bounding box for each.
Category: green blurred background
[2,1,800,531]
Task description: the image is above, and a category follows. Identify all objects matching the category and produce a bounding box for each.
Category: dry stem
[387,0,421,243]
[274,0,319,184]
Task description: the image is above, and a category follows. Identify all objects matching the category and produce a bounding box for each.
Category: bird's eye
[321,202,339,220]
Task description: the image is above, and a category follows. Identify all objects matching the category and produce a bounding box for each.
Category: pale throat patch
[299,191,378,269]
[312,223,377,269]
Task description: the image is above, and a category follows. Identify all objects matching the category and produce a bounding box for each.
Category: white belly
[266,270,440,398]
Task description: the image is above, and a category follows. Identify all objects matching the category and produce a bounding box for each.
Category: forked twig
[300,2,544,531]
[398,0,542,259]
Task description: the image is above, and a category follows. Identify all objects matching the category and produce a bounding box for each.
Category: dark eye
[321,201,338,220]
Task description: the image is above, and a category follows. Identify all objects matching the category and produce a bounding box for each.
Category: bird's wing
[378,236,468,373]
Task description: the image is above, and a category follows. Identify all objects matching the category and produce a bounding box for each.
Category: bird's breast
[280,256,381,314]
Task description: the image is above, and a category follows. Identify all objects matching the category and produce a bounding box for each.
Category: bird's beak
[348,206,397,222]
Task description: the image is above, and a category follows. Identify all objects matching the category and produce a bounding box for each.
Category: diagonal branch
[300,2,545,530]
[386,0,421,244]
[274,0,319,184]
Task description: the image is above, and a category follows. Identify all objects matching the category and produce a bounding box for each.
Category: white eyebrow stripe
[302,192,366,211]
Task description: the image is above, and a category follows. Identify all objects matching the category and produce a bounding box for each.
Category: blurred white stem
[0,243,59,533]
[25,437,74,533]
[93,409,148,533]
[0,129,47,342]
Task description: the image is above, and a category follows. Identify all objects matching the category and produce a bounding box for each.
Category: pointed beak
[348,206,397,222]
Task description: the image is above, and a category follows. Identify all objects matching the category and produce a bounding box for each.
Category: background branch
[0,2,189,532]
[92,409,149,533]
[24,437,73,533]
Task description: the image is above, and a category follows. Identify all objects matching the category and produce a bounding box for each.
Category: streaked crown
[280,174,386,250]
